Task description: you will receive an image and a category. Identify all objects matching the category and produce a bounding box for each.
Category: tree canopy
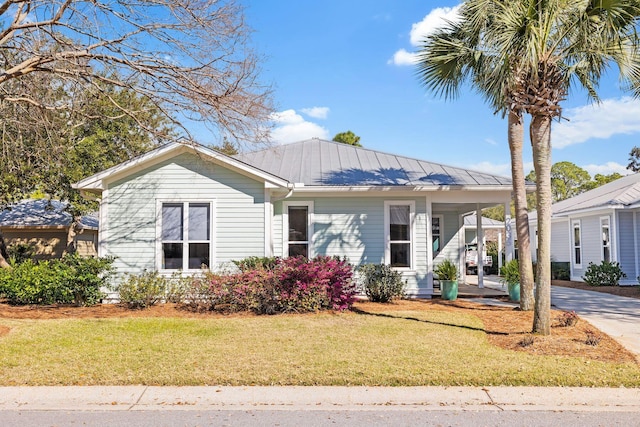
[627,146,640,172]
[525,162,623,207]
[332,131,362,147]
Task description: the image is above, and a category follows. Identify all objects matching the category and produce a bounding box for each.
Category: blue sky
[219,0,640,178]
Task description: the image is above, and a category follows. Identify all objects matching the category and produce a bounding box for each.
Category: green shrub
[6,243,33,265]
[233,256,279,272]
[0,259,68,304]
[582,261,626,286]
[434,259,458,281]
[59,254,115,305]
[358,264,406,303]
[499,259,520,285]
[0,254,113,305]
[551,262,570,280]
[117,270,168,308]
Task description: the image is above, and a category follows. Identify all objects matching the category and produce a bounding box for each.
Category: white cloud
[409,5,462,45]
[582,162,631,177]
[390,4,462,66]
[553,97,640,148]
[270,109,329,144]
[484,138,498,146]
[301,106,330,119]
[387,48,418,66]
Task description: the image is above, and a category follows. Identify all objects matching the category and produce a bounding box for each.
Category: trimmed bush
[181,256,356,314]
[358,263,406,303]
[117,270,168,308]
[0,254,114,306]
[582,261,626,286]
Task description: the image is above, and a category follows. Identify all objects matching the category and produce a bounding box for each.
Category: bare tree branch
[0,0,274,143]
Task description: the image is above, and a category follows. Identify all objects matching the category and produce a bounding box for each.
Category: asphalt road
[3,409,639,427]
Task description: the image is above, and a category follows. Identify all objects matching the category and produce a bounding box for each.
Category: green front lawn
[1,309,638,386]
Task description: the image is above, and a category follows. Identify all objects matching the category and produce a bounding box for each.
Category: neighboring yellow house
[0,200,98,260]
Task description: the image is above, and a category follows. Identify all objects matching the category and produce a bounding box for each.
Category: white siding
[105,153,265,276]
[550,220,570,263]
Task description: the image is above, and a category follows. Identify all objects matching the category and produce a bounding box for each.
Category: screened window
[161,202,211,270]
[601,217,610,263]
[572,220,582,267]
[386,202,413,268]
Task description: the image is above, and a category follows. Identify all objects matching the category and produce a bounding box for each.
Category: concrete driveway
[551,286,640,358]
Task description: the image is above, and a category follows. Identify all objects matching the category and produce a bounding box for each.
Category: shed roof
[235,139,512,188]
[0,200,98,230]
[463,214,504,227]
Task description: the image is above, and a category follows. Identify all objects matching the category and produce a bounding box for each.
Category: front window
[385,201,414,268]
[161,202,211,270]
[572,220,582,268]
[284,202,313,258]
[601,217,610,262]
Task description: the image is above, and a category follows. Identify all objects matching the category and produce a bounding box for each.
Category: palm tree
[418,0,640,335]
[415,1,536,312]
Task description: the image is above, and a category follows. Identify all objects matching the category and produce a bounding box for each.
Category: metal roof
[235,139,512,187]
[463,214,504,227]
[0,200,98,229]
[529,173,640,220]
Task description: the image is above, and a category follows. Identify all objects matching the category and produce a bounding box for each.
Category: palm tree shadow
[350,306,512,336]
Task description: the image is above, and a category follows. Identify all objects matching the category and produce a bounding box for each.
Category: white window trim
[156,199,215,273]
[600,216,611,262]
[384,200,416,271]
[283,201,314,258]
[572,219,582,269]
[432,214,444,259]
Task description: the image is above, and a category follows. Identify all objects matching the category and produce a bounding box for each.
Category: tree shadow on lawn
[350,306,513,336]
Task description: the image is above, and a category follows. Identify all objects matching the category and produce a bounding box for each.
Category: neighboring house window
[160,202,212,270]
[385,201,415,269]
[601,217,610,262]
[284,202,313,258]
[572,220,582,268]
[432,215,443,258]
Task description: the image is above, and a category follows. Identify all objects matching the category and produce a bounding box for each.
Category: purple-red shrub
[181,256,356,314]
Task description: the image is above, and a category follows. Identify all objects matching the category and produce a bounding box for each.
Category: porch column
[476,204,484,288]
[498,231,503,272]
[504,199,514,262]
[426,195,434,293]
[264,189,273,257]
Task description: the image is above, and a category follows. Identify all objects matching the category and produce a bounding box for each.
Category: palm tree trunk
[530,114,552,335]
[508,110,534,311]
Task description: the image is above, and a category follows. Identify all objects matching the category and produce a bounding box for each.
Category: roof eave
[73,142,291,193]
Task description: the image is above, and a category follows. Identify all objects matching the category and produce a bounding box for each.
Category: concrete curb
[0,386,639,412]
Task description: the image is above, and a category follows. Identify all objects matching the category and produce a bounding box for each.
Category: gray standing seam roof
[235,139,512,187]
[529,173,640,220]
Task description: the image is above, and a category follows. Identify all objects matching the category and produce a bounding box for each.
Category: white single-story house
[73,138,516,297]
[0,199,99,259]
[529,173,640,285]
